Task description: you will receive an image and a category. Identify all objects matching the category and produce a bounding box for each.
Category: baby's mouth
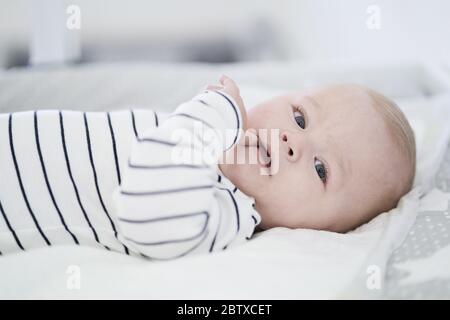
[257,138,272,170]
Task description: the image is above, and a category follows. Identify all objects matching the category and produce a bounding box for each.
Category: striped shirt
[0,90,261,260]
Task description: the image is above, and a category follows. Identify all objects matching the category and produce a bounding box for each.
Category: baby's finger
[220,75,237,89]
[219,74,227,85]
[239,128,258,146]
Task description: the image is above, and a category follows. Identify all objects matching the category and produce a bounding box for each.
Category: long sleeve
[113,90,261,260]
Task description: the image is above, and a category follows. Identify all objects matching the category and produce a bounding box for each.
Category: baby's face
[219,85,406,232]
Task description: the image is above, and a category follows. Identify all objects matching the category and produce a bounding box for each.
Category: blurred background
[0,0,449,69]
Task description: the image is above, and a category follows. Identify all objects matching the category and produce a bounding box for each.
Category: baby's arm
[113,77,257,260]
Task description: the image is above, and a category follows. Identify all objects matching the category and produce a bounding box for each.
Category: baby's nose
[281,132,300,162]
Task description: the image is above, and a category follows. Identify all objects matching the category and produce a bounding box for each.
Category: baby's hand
[205,75,247,132]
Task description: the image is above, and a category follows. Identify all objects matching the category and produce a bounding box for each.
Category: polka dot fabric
[384,142,450,299]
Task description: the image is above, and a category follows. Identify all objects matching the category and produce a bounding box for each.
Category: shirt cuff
[189,90,243,150]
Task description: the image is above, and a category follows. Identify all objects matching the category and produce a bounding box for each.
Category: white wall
[0,0,284,66]
[0,0,29,67]
[0,0,449,67]
[279,0,450,61]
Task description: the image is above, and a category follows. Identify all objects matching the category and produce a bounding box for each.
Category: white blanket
[0,61,450,299]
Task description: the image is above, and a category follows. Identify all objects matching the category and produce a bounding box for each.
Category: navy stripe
[213,90,240,147]
[106,113,130,254]
[209,205,222,252]
[125,212,209,245]
[218,187,240,232]
[107,112,121,185]
[251,215,258,225]
[34,111,79,245]
[136,137,177,146]
[137,136,201,150]
[59,111,107,249]
[0,199,25,251]
[119,211,207,224]
[8,114,51,246]
[121,184,213,196]
[154,111,159,127]
[196,99,210,107]
[84,113,129,255]
[139,230,210,261]
[130,110,138,138]
[218,186,241,251]
[128,160,209,170]
[232,187,238,193]
[169,113,215,131]
[217,175,222,183]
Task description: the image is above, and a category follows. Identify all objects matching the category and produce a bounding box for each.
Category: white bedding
[395,188,450,286]
[0,61,450,299]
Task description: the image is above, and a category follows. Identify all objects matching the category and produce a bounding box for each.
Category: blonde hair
[315,84,417,232]
[366,88,416,208]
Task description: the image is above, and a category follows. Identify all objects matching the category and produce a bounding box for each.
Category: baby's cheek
[247,105,271,125]
[246,112,261,129]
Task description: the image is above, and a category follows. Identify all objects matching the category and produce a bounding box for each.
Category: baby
[0,75,415,260]
[218,77,416,233]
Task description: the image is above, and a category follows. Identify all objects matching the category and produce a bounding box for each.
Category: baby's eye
[314,158,327,183]
[293,108,306,129]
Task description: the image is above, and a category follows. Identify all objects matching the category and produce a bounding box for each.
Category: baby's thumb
[219,74,235,88]
[239,128,258,146]
[219,74,227,85]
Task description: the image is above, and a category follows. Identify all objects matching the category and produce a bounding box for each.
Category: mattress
[0,60,450,299]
